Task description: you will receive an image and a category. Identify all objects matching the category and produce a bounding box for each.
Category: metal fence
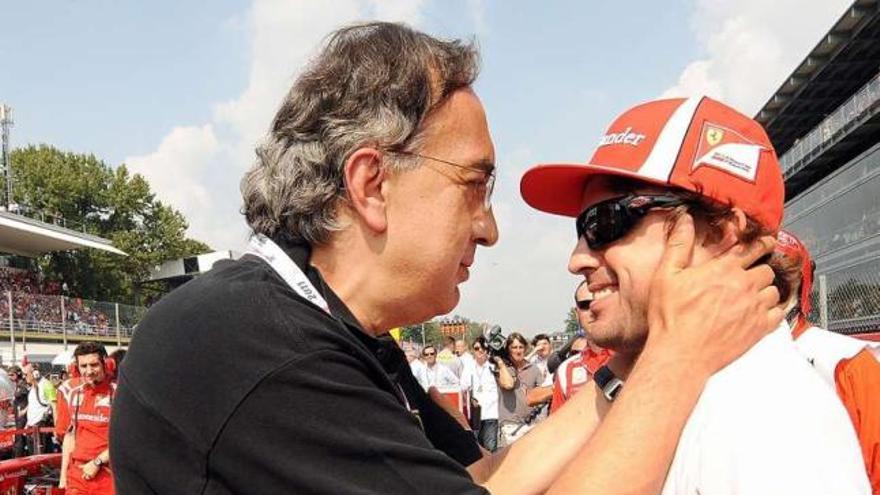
[0,290,143,342]
[780,71,880,177]
[810,255,880,335]
[0,202,90,234]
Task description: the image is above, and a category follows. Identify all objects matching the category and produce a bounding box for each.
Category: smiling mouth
[587,283,619,305]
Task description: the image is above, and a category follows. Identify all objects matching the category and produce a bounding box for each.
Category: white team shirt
[661,322,870,495]
[794,325,880,388]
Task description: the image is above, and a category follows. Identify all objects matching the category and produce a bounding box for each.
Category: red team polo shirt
[550,348,612,414]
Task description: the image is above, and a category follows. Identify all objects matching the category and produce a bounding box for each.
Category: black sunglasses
[576,194,687,250]
[576,299,593,311]
[423,352,436,356]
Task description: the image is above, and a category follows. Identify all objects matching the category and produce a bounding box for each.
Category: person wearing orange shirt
[775,230,880,492]
[62,342,116,495]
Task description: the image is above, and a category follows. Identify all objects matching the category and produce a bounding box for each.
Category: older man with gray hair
[112,22,781,494]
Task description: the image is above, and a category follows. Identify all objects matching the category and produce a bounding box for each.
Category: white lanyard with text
[247,234,331,315]
[246,235,416,415]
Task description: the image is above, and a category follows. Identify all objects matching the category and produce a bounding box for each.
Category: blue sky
[0,0,853,333]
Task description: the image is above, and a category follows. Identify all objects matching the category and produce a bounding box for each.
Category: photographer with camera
[494,333,553,447]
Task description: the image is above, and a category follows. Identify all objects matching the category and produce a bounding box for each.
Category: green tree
[400,321,445,348]
[564,306,579,335]
[7,145,211,304]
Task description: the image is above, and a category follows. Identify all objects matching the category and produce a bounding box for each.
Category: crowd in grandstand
[0,267,114,336]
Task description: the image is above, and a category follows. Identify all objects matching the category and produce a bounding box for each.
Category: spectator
[455,338,477,388]
[7,365,28,457]
[423,345,459,391]
[405,348,429,391]
[465,337,499,452]
[551,282,612,413]
[495,332,551,446]
[528,333,554,386]
[436,335,463,377]
[23,364,56,454]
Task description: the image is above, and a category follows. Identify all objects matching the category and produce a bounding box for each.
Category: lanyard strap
[247,234,331,315]
[247,235,421,421]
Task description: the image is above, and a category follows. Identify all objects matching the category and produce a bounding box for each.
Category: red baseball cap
[520,96,785,231]
[776,230,814,316]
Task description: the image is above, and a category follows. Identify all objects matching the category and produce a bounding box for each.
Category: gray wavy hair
[241,22,480,245]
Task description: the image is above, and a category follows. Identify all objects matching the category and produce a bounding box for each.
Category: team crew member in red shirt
[60,342,115,495]
[55,365,83,489]
[551,281,612,413]
[774,230,880,492]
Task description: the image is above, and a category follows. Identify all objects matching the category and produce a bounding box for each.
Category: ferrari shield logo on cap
[692,122,764,182]
[706,126,724,146]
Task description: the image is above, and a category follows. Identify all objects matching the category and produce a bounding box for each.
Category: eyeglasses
[576,299,593,311]
[423,352,436,357]
[473,346,483,352]
[387,150,496,211]
[576,194,686,250]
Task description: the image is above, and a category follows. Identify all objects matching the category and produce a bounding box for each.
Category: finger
[757,285,781,311]
[734,235,776,269]
[767,306,785,329]
[745,263,776,291]
[659,213,695,273]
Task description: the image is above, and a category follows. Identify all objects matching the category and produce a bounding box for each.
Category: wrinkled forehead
[579,176,675,211]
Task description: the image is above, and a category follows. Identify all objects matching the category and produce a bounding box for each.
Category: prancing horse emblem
[706,126,724,146]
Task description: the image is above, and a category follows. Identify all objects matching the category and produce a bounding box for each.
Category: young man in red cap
[774,229,880,492]
[522,96,870,493]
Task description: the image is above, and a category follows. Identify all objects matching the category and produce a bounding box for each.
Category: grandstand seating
[0,267,137,339]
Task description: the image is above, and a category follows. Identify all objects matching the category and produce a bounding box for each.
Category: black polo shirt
[110,239,487,494]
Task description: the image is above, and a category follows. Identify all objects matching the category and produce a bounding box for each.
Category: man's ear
[343,148,388,234]
[714,208,748,252]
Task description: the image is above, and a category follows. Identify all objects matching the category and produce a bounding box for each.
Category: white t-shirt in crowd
[424,363,460,392]
[25,378,54,427]
[463,360,498,421]
[459,352,477,388]
[661,322,870,495]
[409,358,429,391]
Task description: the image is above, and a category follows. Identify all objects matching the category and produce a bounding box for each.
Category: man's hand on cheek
[645,213,783,376]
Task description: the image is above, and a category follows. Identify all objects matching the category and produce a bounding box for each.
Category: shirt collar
[272,237,405,376]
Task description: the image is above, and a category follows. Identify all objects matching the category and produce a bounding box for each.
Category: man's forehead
[417,88,495,168]
[580,176,670,209]
[77,353,102,363]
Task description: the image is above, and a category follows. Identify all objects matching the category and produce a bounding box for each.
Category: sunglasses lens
[577,200,634,250]
[576,299,592,310]
[577,194,686,250]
